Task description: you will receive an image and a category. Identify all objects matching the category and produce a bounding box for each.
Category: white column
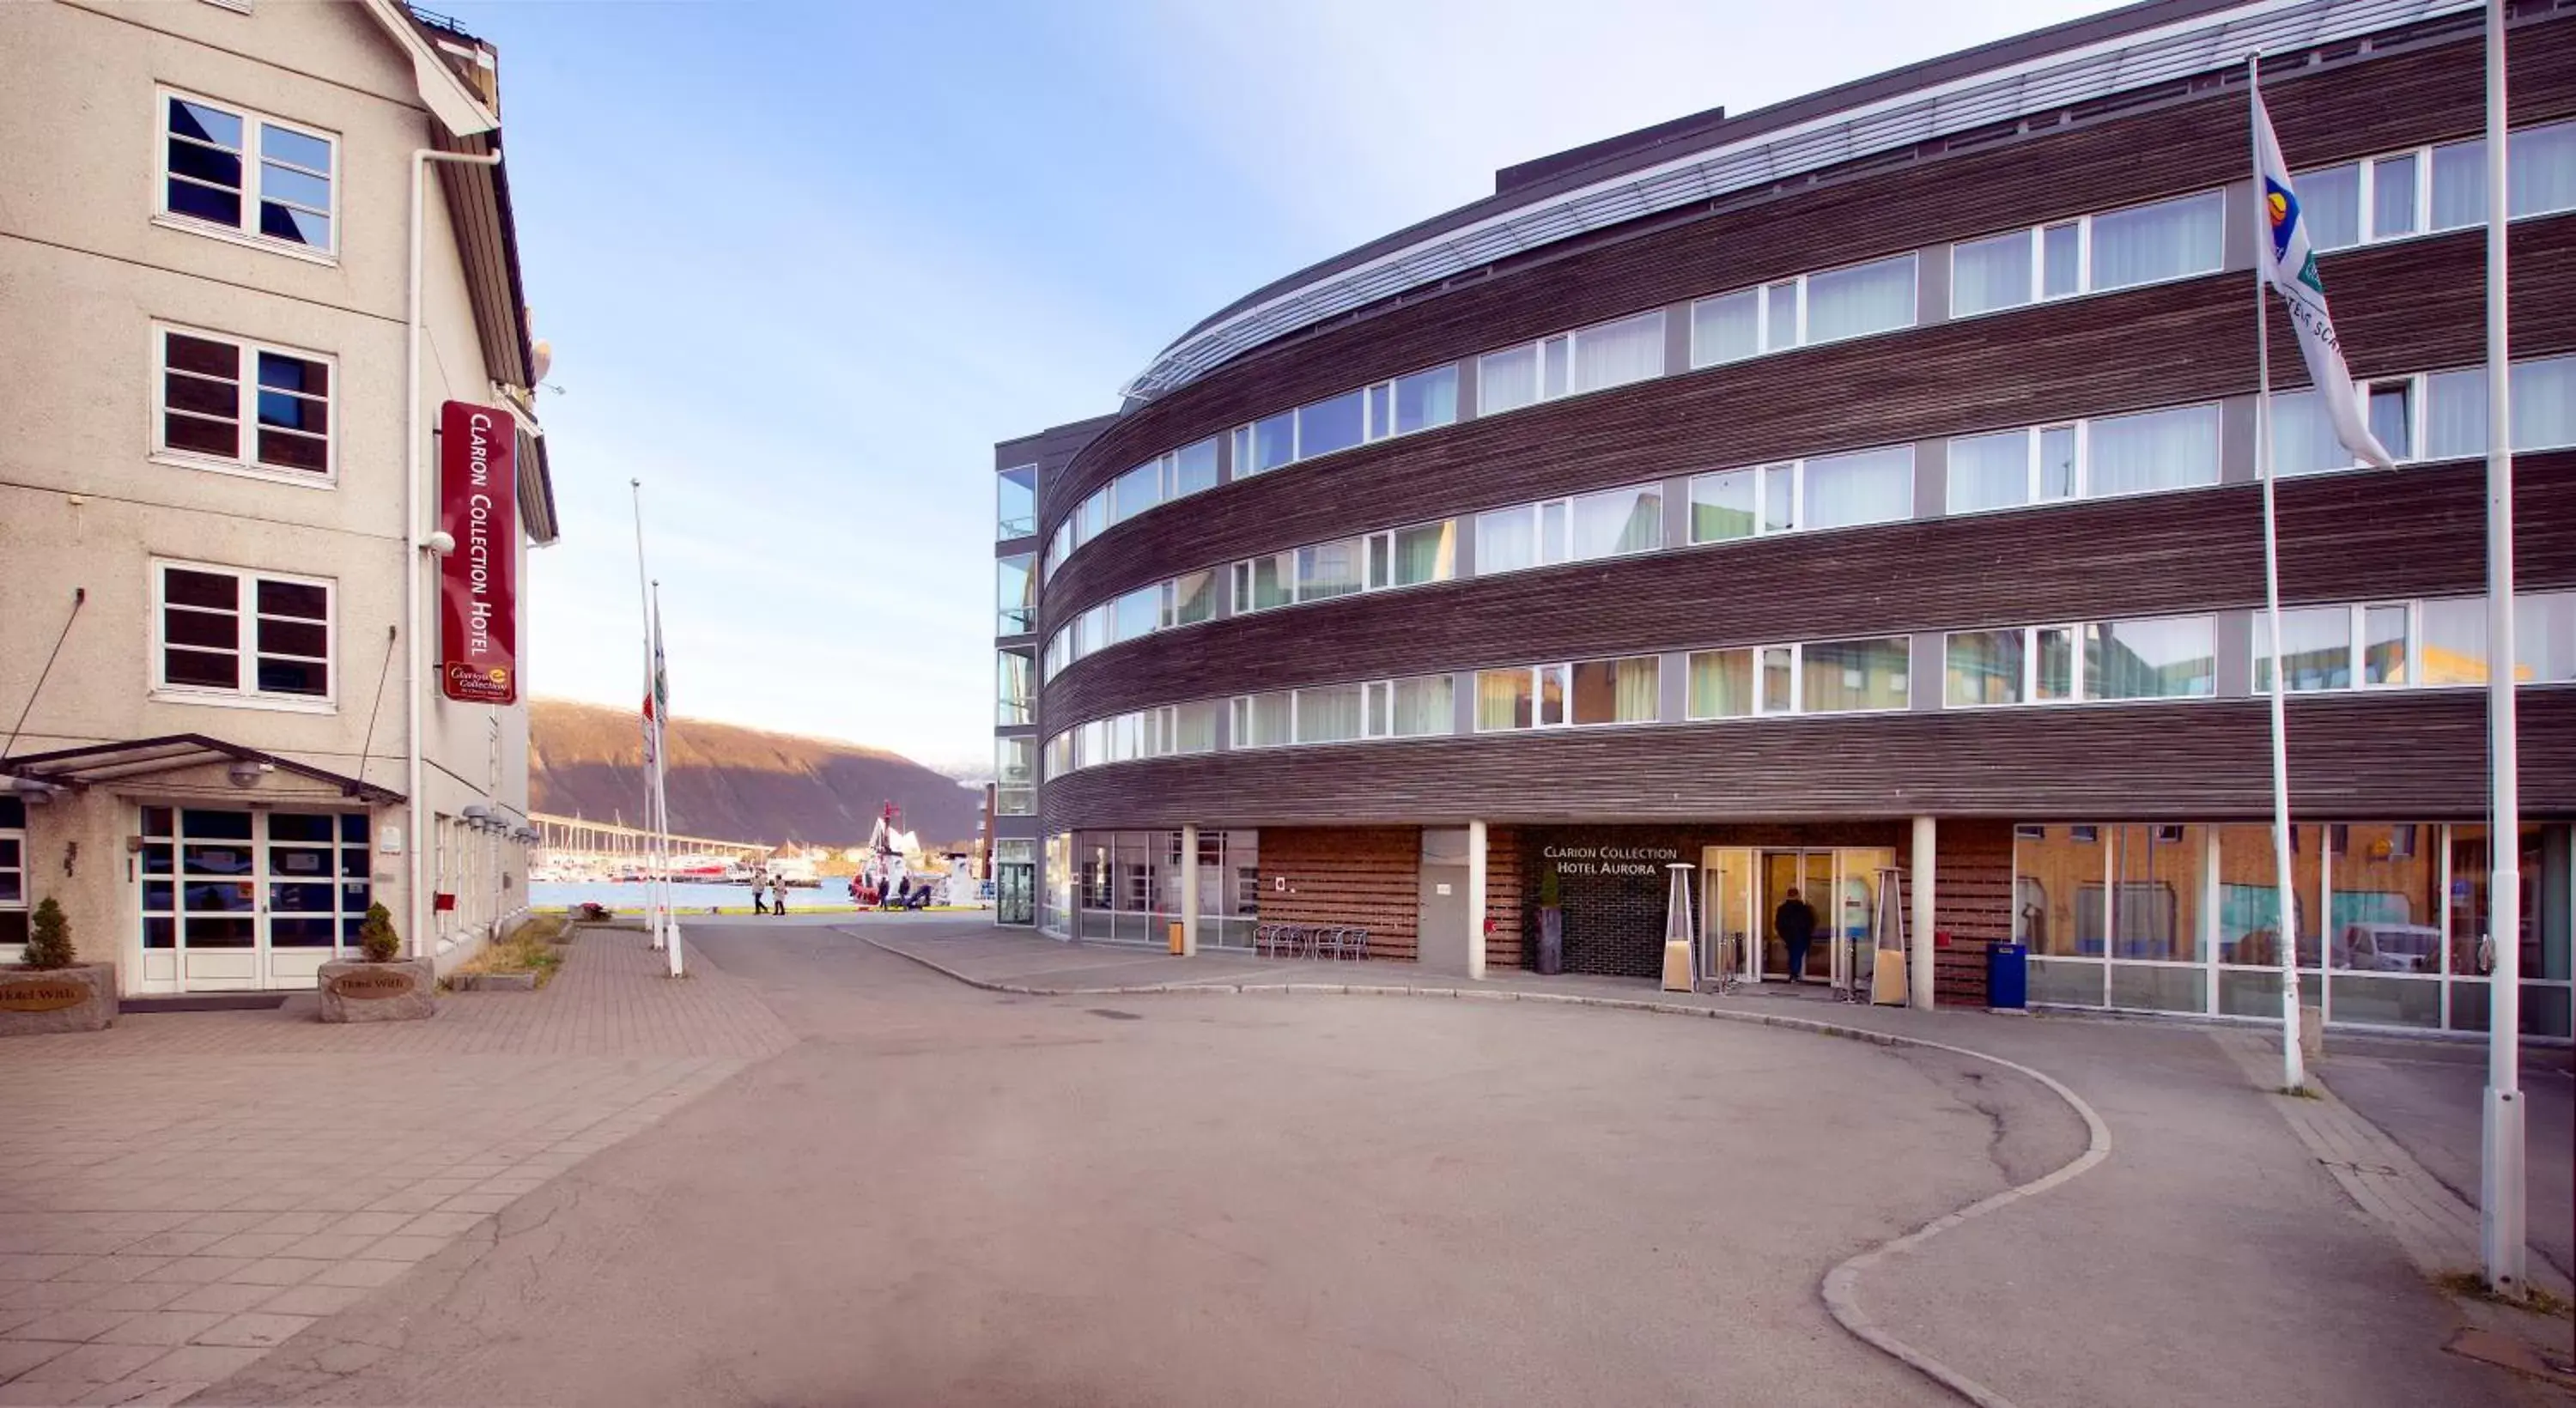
[1179,824,1200,956]
[1466,820,1489,981]
[1911,816,1937,1010]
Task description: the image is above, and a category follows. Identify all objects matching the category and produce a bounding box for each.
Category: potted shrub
[317,901,436,1023]
[1535,866,1565,976]
[1,897,118,1035]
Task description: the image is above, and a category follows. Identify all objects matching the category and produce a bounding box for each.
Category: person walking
[1774,888,1819,984]
[751,875,768,916]
[770,877,788,915]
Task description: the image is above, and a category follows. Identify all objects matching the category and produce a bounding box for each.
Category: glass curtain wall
[1059,829,1261,948]
[2018,822,2571,1036]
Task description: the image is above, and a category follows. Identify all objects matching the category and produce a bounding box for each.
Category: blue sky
[453,0,2123,775]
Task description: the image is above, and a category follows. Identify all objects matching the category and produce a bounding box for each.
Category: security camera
[425,530,457,555]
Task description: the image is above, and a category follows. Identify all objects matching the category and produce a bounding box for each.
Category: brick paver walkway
[0,927,791,1405]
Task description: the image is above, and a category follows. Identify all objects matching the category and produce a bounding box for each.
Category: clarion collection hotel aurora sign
[438,399,519,705]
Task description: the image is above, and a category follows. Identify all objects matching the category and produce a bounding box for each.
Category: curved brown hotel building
[991,0,2576,1040]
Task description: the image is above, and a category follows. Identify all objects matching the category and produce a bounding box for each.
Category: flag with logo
[2253,87,2394,470]
[641,606,668,767]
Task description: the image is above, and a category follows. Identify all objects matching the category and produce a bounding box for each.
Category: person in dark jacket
[1775,889,1819,984]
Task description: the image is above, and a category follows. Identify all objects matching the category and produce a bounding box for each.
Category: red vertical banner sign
[438,400,519,704]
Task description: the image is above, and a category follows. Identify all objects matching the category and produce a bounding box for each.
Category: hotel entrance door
[1702,847,1896,985]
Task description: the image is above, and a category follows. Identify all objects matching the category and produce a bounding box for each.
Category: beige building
[0,0,561,993]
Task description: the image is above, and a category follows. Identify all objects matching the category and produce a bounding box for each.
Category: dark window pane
[256,658,327,695]
[340,813,367,843]
[142,845,173,877]
[142,806,174,837]
[167,140,242,189]
[166,371,240,418]
[0,798,21,828]
[162,647,236,689]
[270,916,336,946]
[256,428,328,471]
[259,203,330,247]
[341,883,371,912]
[143,916,174,950]
[269,883,335,913]
[185,916,254,947]
[181,846,252,877]
[257,580,327,620]
[164,610,238,651]
[258,618,325,658]
[268,848,333,880]
[143,881,174,912]
[0,913,21,946]
[166,179,241,227]
[0,875,17,904]
[168,99,242,149]
[163,414,239,458]
[256,353,326,397]
[164,568,237,610]
[164,333,239,379]
[182,810,252,840]
[260,124,330,171]
[183,881,254,913]
[260,161,330,211]
[268,813,332,842]
[257,388,322,430]
[342,915,364,943]
[341,848,369,877]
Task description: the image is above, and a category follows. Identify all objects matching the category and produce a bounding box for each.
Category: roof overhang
[359,0,498,136]
[2,736,404,805]
[1120,0,2482,402]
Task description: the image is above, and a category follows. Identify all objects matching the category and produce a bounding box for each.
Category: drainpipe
[407,146,501,959]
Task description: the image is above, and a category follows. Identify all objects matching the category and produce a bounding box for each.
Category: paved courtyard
[0,927,788,1405]
[0,916,2564,1405]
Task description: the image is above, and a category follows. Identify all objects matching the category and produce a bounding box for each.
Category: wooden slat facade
[1485,827,1523,971]
[1258,826,1423,962]
[1036,15,2576,536]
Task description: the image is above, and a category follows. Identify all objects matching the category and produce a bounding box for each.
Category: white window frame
[1941,625,2087,708]
[1361,363,1461,444]
[1947,188,2224,319]
[155,87,340,264]
[1480,310,1669,411]
[149,323,338,487]
[1691,252,1918,368]
[149,558,337,712]
[2293,118,2576,252]
[2252,602,2417,695]
[1944,422,2086,515]
[1473,663,1571,732]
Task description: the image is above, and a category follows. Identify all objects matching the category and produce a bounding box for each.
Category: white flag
[2253,88,2394,471]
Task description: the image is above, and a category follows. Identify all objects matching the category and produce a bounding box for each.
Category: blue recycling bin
[1986,943,2029,1010]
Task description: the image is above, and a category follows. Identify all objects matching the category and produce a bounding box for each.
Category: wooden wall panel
[1929,821,2017,1007]
[1259,826,1422,962]
[1043,217,2576,628]
[1042,452,2576,728]
[1039,15,2576,530]
[1040,689,2576,832]
[1485,827,1522,971]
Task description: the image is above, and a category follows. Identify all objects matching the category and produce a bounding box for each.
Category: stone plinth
[0,964,117,1035]
[317,957,436,1023]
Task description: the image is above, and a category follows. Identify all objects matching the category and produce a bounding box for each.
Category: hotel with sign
[0,2,557,992]
[994,0,2576,1037]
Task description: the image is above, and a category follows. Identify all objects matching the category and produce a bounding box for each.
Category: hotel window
[1230,691,1293,749]
[155,327,333,479]
[2086,616,2216,701]
[1948,190,2221,317]
[160,91,336,254]
[1295,538,1365,604]
[1232,552,1294,613]
[1569,656,1661,725]
[997,647,1034,725]
[1368,365,1461,440]
[1802,637,1911,713]
[1479,310,1666,415]
[2253,606,2356,693]
[2086,404,2221,497]
[1365,520,1457,590]
[1076,489,1108,547]
[1692,252,1915,367]
[1171,700,1222,754]
[997,464,1037,539]
[1691,446,1911,542]
[1102,435,1220,530]
[154,561,333,704]
[1947,424,2079,513]
[2269,377,2420,475]
[2424,355,2576,460]
[1364,675,1455,738]
[996,554,1036,635]
[1474,664,1567,731]
[996,737,1036,814]
[1164,569,1217,628]
[1478,483,1661,574]
[1109,460,1161,526]
[1044,520,1072,581]
[1686,648,1754,719]
[1110,585,1158,645]
[1293,683,1367,744]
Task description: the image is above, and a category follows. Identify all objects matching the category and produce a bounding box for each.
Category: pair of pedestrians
[750,877,789,915]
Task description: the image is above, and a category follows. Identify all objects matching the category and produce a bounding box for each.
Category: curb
[860,933,2113,1408]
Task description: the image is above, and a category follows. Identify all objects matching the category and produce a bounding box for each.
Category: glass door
[995,863,1034,926]
[1756,851,1836,982]
[137,806,373,992]
[1702,847,1753,983]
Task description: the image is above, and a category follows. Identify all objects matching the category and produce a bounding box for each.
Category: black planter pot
[1537,907,1565,975]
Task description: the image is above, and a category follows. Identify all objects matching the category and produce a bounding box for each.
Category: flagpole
[629,480,665,954]
[2477,0,2525,1301]
[2249,53,2306,1093]
[652,580,684,979]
